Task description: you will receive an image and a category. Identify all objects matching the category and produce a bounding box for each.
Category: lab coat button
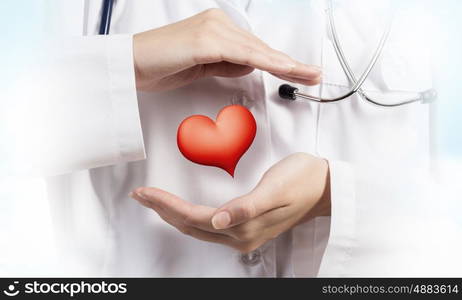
[240,250,261,266]
[230,90,254,108]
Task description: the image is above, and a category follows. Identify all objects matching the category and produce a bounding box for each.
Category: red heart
[177,105,257,177]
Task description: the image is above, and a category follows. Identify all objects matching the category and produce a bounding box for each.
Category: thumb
[211,190,277,230]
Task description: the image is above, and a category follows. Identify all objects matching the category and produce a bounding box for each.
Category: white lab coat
[11,0,461,276]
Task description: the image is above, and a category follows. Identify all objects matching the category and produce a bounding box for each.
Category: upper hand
[130,153,330,253]
[133,8,321,91]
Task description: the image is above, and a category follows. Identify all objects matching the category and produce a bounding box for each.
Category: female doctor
[30,0,453,276]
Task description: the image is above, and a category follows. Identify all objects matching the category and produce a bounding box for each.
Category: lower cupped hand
[130,153,330,253]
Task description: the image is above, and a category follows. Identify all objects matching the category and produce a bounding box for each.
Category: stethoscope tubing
[99,0,114,35]
[279,0,436,107]
[98,0,435,107]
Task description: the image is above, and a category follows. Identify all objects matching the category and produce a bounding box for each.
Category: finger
[150,203,236,247]
[226,30,322,78]
[131,187,193,222]
[211,190,288,230]
[197,25,322,79]
[130,190,162,211]
[131,187,222,233]
[272,73,322,86]
[202,62,255,77]
[183,205,222,232]
[282,61,322,81]
[217,22,319,77]
[179,225,237,247]
[219,40,321,78]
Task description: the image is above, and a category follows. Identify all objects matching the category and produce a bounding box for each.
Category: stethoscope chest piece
[278,84,299,101]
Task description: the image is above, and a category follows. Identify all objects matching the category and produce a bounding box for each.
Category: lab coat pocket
[380,43,433,93]
[321,39,436,108]
[375,37,436,106]
[317,37,434,167]
[320,5,437,107]
[379,4,436,94]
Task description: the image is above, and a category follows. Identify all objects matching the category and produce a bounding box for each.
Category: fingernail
[212,211,231,229]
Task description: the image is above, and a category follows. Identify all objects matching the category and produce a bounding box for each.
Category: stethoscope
[99,0,436,107]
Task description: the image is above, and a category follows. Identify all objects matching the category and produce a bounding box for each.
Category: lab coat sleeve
[316,160,356,276]
[316,160,462,277]
[5,35,145,176]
